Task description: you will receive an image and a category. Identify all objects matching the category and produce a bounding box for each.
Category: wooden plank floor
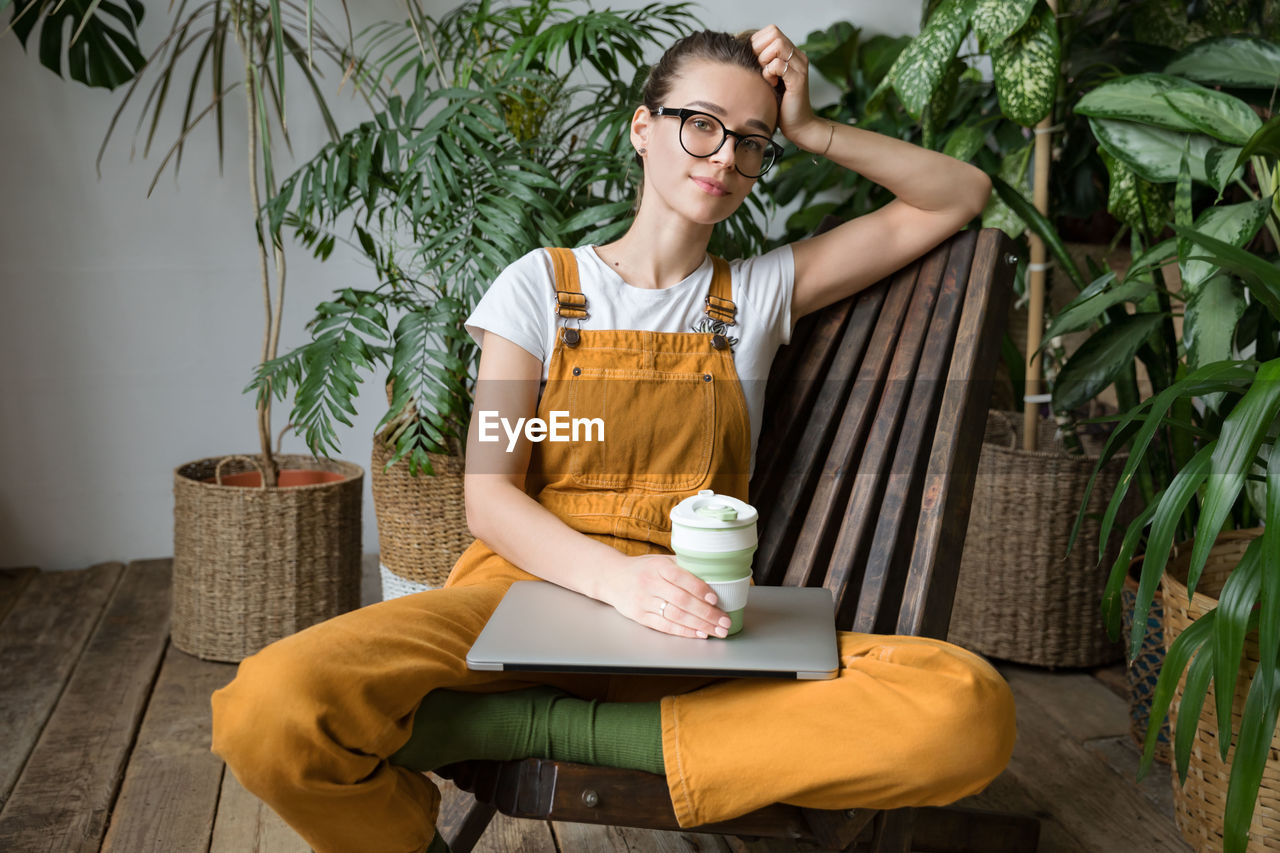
[0,560,1195,853]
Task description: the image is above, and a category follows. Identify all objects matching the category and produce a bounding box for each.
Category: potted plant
[249,1,748,597]
[1050,34,1280,851]
[88,0,376,660]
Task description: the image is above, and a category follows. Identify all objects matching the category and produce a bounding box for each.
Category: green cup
[669,490,757,636]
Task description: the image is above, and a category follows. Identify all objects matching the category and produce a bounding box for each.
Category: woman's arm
[751,26,993,320]
[464,331,733,639]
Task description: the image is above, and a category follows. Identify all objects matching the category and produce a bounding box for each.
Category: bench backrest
[747,226,1015,641]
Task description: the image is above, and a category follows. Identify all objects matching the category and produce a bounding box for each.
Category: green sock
[389,685,664,775]
[427,829,450,853]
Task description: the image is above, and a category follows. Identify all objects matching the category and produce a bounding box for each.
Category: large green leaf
[1142,609,1216,777]
[1225,645,1280,853]
[971,0,1035,50]
[1164,36,1280,89]
[1090,117,1243,192]
[10,0,146,90]
[1090,361,1257,561]
[990,2,1059,127]
[1185,274,1247,372]
[1188,358,1280,597]
[1212,537,1264,761]
[878,0,973,120]
[1075,74,1200,133]
[1171,223,1280,322]
[1052,313,1167,412]
[989,172,1089,290]
[982,143,1033,237]
[1160,86,1263,147]
[1100,147,1169,238]
[1232,115,1280,174]
[1180,199,1271,294]
[1131,444,1215,662]
[1043,271,1153,342]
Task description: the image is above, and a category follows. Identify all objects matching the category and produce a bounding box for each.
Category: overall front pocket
[566,367,715,492]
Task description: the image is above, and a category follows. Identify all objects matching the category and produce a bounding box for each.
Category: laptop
[467,581,839,680]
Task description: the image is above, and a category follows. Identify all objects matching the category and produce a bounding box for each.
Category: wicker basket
[1162,528,1279,852]
[370,430,471,597]
[1122,556,1172,765]
[172,453,363,662]
[948,410,1132,668]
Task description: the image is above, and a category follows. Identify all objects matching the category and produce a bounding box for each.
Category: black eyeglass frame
[651,106,784,178]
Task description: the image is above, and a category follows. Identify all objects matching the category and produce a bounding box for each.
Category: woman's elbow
[969,170,993,219]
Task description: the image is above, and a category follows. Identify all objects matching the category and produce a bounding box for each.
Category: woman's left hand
[749,25,826,151]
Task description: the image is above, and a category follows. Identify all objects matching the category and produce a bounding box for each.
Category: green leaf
[1053,313,1168,412]
[1232,116,1280,174]
[1170,223,1280,322]
[11,0,146,89]
[882,0,972,120]
[1185,275,1247,372]
[1212,537,1264,760]
[990,2,1058,126]
[1188,358,1280,594]
[1089,117,1244,192]
[989,171,1088,290]
[971,0,1035,51]
[1160,86,1263,147]
[1075,74,1197,133]
[1043,271,1154,341]
[1224,647,1280,853]
[1164,36,1280,89]
[1091,361,1257,561]
[1132,443,1214,662]
[1099,147,1169,239]
[942,123,987,162]
[1180,199,1271,294]
[983,144,1032,237]
[1143,610,1216,777]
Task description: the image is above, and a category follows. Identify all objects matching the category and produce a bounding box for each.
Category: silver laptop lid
[467,581,839,680]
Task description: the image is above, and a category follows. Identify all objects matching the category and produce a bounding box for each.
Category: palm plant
[95,0,370,485]
[250,1,772,476]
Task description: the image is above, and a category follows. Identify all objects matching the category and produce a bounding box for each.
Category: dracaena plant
[249,1,778,477]
[1010,35,1280,853]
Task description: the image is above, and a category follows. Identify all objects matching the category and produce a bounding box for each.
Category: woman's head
[629,30,782,225]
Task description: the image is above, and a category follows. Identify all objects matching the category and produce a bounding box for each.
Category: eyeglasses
[651,107,783,178]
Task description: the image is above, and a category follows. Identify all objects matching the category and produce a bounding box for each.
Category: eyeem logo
[478,410,605,452]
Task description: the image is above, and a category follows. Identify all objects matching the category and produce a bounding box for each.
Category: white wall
[0,1,920,571]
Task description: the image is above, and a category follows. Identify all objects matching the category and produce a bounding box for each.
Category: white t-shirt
[464,243,796,479]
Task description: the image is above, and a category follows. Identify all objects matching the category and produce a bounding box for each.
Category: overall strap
[704,255,736,326]
[545,247,588,319]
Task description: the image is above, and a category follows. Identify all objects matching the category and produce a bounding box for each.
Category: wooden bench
[438,226,1038,852]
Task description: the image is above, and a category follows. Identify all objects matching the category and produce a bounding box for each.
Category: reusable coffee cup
[669,489,757,636]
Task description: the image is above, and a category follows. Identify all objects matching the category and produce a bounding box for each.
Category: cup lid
[670,489,757,529]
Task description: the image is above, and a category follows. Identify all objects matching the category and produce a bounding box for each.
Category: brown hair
[632,29,783,177]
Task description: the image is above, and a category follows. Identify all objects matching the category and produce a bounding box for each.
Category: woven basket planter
[1121,556,1172,765]
[948,410,1132,668]
[370,431,471,599]
[1162,528,1279,852]
[172,453,363,662]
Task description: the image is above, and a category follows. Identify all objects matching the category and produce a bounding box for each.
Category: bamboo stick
[1023,0,1058,451]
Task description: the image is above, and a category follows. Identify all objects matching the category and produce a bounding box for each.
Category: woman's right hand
[599,553,733,639]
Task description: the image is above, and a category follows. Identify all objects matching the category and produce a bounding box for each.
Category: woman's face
[633,58,779,226]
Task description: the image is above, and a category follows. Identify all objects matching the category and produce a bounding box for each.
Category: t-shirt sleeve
[734,243,796,345]
[464,249,554,362]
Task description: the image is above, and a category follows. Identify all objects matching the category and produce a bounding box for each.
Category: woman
[211,26,1016,853]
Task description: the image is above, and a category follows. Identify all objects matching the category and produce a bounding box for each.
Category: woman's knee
[916,644,1017,796]
[210,638,333,797]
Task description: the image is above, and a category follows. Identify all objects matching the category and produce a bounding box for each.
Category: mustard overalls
[211,248,1017,853]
